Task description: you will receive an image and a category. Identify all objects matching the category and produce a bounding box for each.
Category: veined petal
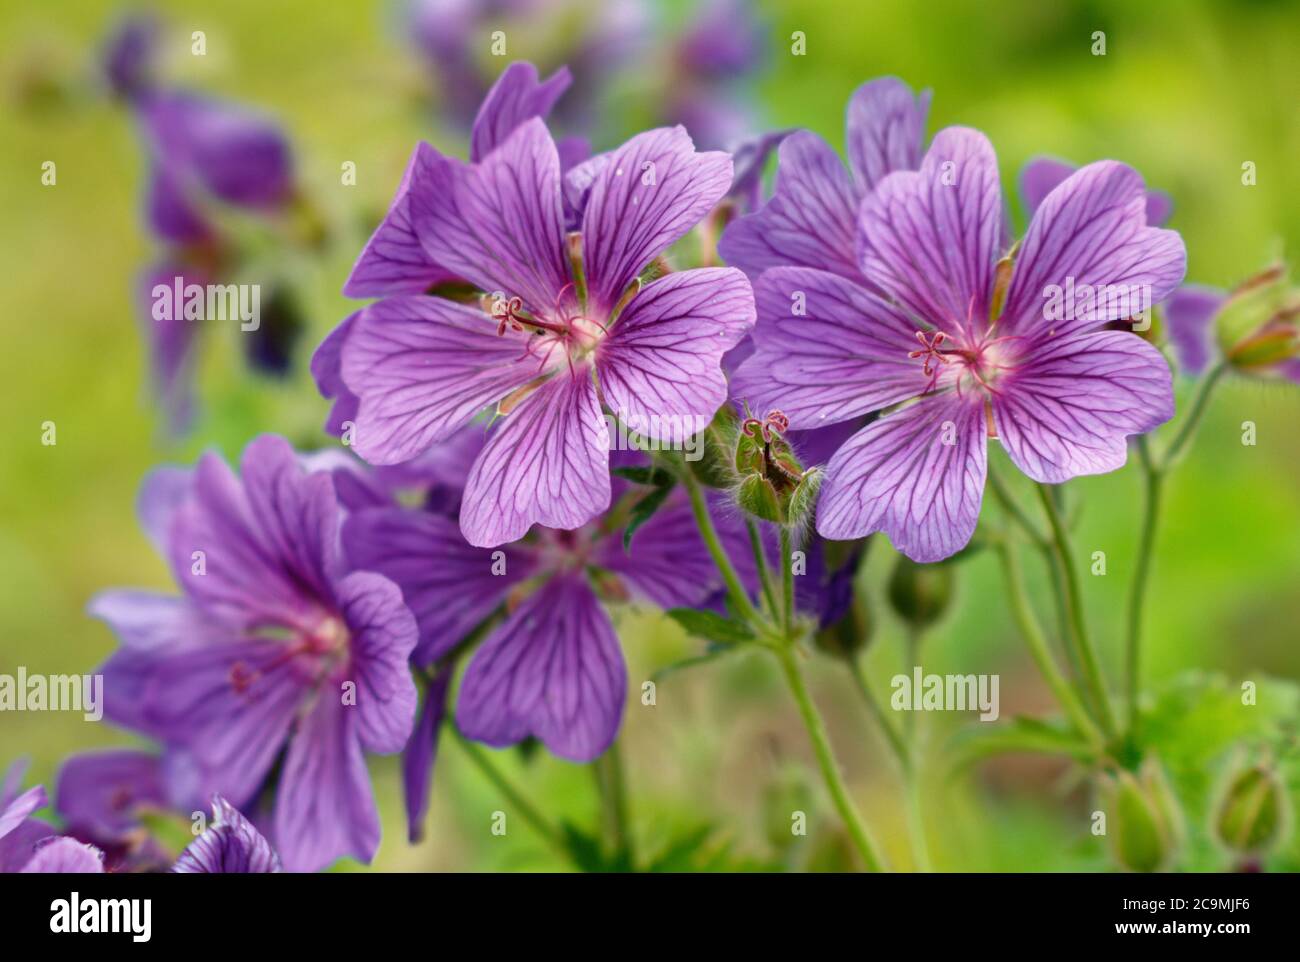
[596,268,754,438]
[470,62,571,163]
[1000,161,1186,340]
[460,371,611,547]
[731,266,930,428]
[718,130,861,282]
[19,837,105,874]
[340,295,540,466]
[993,330,1174,483]
[858,126,1003,338]
[344,143,459,298]
[818,393,988,563]
[343,508,532,665]
[845,76,931,192]
[582,126,732,315]
[172,795,281,873]
[415,119,570,315]
[335,571,419,755]
[403,663,454,844]
[1019,156,1172,227]
[273,694,379,872]
[456,574,625,762]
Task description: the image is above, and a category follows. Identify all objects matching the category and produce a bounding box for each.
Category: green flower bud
[1214,263,1300,371]
[886,556,954,630]
[732,410,819,526]
[761,767,816,852]
[1099,759,1184,873]
[1213,761,1290,858]
[687,404,740,489]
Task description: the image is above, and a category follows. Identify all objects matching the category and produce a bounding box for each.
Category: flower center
[228,614,351,697]
[909,328,1020,396]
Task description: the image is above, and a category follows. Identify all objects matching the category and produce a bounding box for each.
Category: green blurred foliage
[0,0,1297,871]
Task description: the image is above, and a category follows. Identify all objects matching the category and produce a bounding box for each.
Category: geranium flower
[173,796,281,873]
[89,435,418,871]
[333,110,752,547]
[733,128,1184,561]
[0,761,104,874]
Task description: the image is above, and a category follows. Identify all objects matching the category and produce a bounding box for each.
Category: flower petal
[718,130,861,282]
[460,371,611,547]
[1162,285,1225,376]
[456,574,625,762]
[582,126,732,315]
[595,492,721,609]
[54,751,167,841]
[340,295,540,465]
[993,331,1174,483]
[19,837,105,873]
[731,266,930,428]
[172,795,281,873]
[273,694,380,872]
[415,118,569,315]
[596,268,754,437]
[818,393,988,563]
[335,571,419,754]
[1000,161,1186,340]
[845,76,931,192]
[470,62,571,163]
[403,663,454,844]
[1019,156,1172,227]
[343,144,459,298]
[858,126,1003,337]
[343,508,531,665]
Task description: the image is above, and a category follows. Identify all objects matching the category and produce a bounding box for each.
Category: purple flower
[89,435,418,871]
[101,14,158,102]
[53,750,172,870]
[1020,155,1172,227]
[173,796,281,873]
[1163,278,1300,383]
[1,761,105,874]
[343,478,725,765]
[733,128,1184,562]
[333,110,752,547]
[719,76,932,284]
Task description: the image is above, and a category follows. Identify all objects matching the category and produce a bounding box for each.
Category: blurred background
[1,0,1298,871]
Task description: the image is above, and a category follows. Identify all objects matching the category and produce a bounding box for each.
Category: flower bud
[1099,758,1184,873]
[885,556,954,630]
[761,766,816,852]
[732,410,819,526]
[687,404,740,489]
[1215,263,1300,370]
[1213,761,1289,858]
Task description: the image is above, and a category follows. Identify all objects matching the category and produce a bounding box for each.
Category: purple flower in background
[90,435,418,871]
[0,761,105,874]
[1020,155,1172,227]
[665,0,768,150]
[101,14,158,102]
[1163,275,1300,383]
[333,99,752,547]
[54,750,173,871]
[344,470,724,765]
[720,76,932,284]
[735,128,1184,562]
[173,796,282,872]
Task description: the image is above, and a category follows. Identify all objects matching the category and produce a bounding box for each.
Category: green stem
[1035,484,1117,740]
[1160,362,1227,470]
[776,645,888,871]
[746,518,778,618]
[593,742,634,868]
[779,527,795,638]
[681,469,765,630]
[1125,437,1163,738]
[848,658,910,769]
[455,734,569,861]
[995,541,1107,752]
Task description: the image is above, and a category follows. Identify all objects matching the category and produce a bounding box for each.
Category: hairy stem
[776,645,888,872]
[681,469,765,630]
[996,541,1107,752]
[746,518,778,618]
[593,741,634,867]
[1161,362,1227,470]
[1125,437,1163,739]
[780,526,796,638]
[1035,485,1117,740]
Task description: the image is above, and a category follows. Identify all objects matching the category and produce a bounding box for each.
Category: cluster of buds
[734,409,822,526]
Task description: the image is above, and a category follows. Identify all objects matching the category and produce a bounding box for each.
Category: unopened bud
[1213,761,1289,858]
[886,557,954,630]
[1099,758,1184,873]
[733,410,817,525]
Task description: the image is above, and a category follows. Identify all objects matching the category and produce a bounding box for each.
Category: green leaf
[666,607,755,645]
[622,480,676,551]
